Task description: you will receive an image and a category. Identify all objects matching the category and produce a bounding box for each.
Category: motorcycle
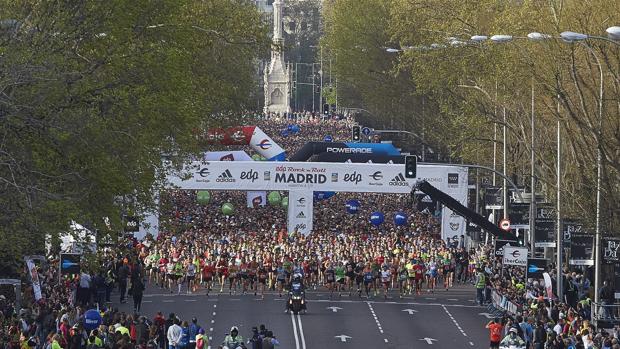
[288,283,306,314]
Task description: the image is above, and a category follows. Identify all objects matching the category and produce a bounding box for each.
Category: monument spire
[263,0,291,115]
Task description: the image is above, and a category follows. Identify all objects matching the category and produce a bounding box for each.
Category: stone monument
[263,0,291,115]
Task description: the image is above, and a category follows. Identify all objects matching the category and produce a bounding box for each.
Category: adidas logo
[216,169,235,183]
[296,211,306,219]
[389,173,408,186]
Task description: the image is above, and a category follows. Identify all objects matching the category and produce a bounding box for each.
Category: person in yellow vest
[51,334,63,349]
[115,322,129,336]
[195,328,208,349]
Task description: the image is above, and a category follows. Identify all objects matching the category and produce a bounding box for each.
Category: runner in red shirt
[202,261,215,296]
[485,318,504,349]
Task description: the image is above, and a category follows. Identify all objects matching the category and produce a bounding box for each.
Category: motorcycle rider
[285,273,306,313]
[500,327,525,348]
[220,326,245,349]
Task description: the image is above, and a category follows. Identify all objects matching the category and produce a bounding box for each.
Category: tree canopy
[323,0,620,231]
[0,0,270,273]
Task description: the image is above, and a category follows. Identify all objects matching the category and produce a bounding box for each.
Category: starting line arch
[144,161,468,240]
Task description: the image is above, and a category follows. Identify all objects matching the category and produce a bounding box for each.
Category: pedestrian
[117,261,130,304]
[475,268,486,306]
[195,329,207,349]
[167,318,182,349]
[131,277,145,313]
[486,317,503,349]
[261,331,279,349]
[600,280,614,319]
[188,318,201,349]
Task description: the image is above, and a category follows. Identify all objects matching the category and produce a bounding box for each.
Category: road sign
[499,218,511,231]
[419,338,438,344]
[335,335,352,342]
[362,127,372,136]
[327,306,342,313]
[402,309,418,315]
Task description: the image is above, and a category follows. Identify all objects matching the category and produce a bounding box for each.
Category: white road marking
[142,301,153,303]
[291,313,300,349]
[212,312,216,316]
[442,305,470,340]
[419,337,438,344]
[310,299,481,308]
[367,302,386,336]
[334,335,352,342]
[163,300,173,303]
[469,341,474,346]
[296,314,307,349]
[447,298,459,301]
[185,299,197,302]
[384,338,389,343]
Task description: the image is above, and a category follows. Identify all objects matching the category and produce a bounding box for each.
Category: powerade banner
[204,126,286,161]
[569,233,594,265]
[314,153,405,164]
[167,161,468,239]
[287,190,313,235]
[527,258,548,279]
[290,142,400,162]
[60,253,81,275]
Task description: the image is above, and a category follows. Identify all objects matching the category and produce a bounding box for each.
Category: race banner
[290,142,400,161]
[503,246,528,267]
[569,233,594,265]
[60,253,81,275]
[25,259,42,301]
[246,191,266,208]
[124,216,139,233]
[287,190,313,235]
[527,258,547,279]
[603,237,620,264]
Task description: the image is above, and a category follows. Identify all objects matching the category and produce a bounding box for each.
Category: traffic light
[352,126,361,142]
[405,155,417,178]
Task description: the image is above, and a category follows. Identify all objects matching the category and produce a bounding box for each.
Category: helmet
[509,327,518,334]
[293,273,302,281]
[230,326,239,333]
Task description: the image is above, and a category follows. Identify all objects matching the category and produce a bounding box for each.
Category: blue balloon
[290,124,301,134]
[314,191,335,201]
[287,124,294,131]
[394,211,408,226]
[345,199,360,214]
[370,211,384,226]
[280,129,289,137]
[324,135,333,142]
[84,309,102,331]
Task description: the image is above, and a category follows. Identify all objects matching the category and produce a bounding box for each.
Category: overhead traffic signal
[352,126,361,142]
[405,155,417,178]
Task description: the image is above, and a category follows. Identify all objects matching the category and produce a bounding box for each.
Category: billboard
[503,247,528,267]
[287,190,313,235]
[569,233,594,266]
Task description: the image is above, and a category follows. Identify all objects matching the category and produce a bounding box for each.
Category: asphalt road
[113,283,490,349]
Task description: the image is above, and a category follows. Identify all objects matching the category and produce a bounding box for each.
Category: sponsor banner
[290,142,400,161]
[287,190,312,235]
[169,161,467,239]
[569,232,594,265]
[494,239,515,257]
[25,259,42,300]
[246,191,266,208]
[170,161,467,195]
[509,203,530,227]
[60,253,81,275]
[204,151,252,161]
[534,217,555,247]
[314,152,405,164]
[503,246,528,266]
[249,126,286,160]
[205,126,286,161]
[124,216,139,233]
[527,258,547,279]
[603,237,620,264]
[415,193,436,213]
[484,187,503,210]
[562,219,583,248]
